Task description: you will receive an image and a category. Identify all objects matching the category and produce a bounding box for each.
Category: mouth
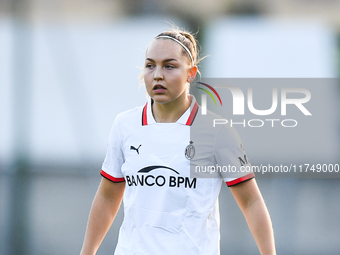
[153,84,167,93]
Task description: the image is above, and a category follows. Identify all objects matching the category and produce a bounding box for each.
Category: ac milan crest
[185,141,195,160]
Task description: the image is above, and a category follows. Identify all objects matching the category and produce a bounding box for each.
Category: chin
[153,98,171,105]
[151,94,170,103]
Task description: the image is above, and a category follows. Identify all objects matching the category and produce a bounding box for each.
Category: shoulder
[107,104,145,142]
[193,108,237,134]
[114,104,145,126]
[193,107,242,148]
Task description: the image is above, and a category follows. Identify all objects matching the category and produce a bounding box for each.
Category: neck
[152,93,191,123]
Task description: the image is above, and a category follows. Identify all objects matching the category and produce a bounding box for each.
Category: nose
[153,66,163,80]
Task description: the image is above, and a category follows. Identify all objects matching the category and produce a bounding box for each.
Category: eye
[165,65,174,69]
[145,63,154,69]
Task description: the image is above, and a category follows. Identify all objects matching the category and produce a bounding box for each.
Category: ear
[187,65,198,83]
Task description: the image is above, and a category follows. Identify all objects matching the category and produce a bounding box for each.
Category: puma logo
[130,144,142,154]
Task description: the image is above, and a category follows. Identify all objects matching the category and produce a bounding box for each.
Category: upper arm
[98,177,125,202]
[229,178,263,211]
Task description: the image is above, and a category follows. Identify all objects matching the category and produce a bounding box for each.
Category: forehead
[146,38,184,60]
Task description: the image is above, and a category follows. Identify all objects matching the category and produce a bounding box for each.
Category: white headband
[156,35,194,65]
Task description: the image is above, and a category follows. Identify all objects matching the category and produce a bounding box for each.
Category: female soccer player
[80,28,276,255]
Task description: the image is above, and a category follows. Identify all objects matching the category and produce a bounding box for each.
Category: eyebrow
[145,58,178,63]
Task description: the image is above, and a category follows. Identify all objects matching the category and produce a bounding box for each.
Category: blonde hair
[139,27,205,88]
[156,28,203,68]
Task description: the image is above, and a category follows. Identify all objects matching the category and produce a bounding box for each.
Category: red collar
[142,96,199,126]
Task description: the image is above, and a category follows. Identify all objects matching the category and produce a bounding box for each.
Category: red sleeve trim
[100,170,125,183]
[226,173,255,187]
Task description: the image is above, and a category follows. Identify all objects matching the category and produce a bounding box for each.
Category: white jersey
[101,95,254,255]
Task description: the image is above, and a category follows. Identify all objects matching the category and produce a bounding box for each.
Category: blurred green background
[1,0,340,254]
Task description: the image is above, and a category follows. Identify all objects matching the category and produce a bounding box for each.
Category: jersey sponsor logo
[238,155,249,166]
[130,144,142,154]
[125,165,197,189]
[185,141,195,160]
[138,165,180,174]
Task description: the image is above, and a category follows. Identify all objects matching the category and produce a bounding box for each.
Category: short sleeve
[101,116,125,183]
[213,125,254,187]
